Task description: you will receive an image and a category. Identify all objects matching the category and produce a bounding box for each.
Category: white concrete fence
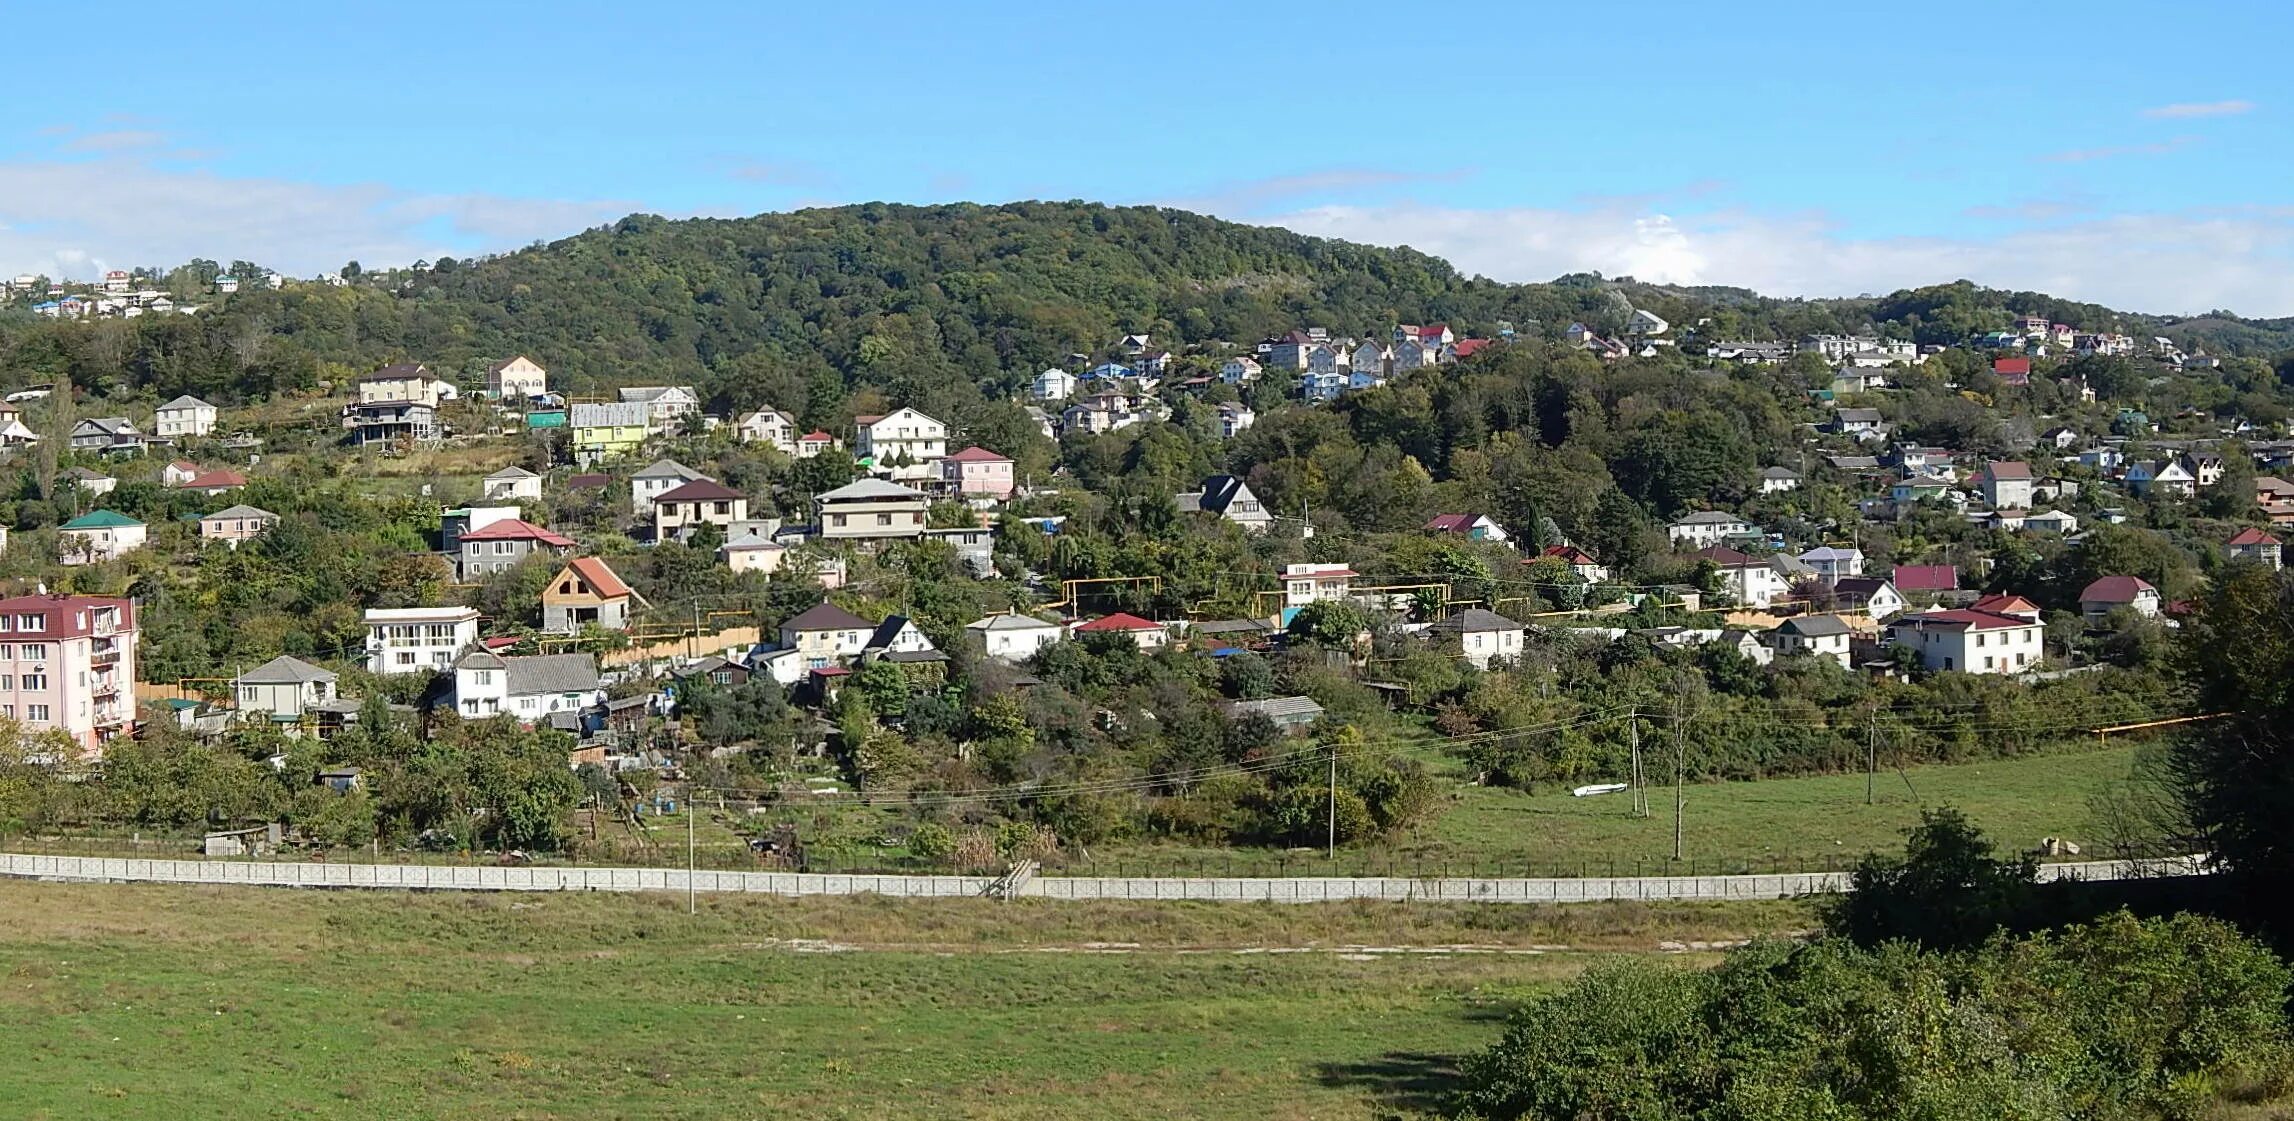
[0,852,2200,905]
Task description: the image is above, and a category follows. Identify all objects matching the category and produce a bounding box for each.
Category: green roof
[61,510,142,529]
[526,410,568,428]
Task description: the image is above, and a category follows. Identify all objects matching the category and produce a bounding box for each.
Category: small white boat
[1571,783,1630,798]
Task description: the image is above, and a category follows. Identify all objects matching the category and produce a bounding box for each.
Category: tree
[2172,564,2294,889]
[1825,806,2038,949]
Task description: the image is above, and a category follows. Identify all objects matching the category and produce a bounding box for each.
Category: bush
[1826,805,2038,949]
[1454,913,2293,1121]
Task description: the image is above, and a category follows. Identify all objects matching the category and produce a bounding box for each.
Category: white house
[618,386,702,431]
[1774,615,1854,669]
[1758,466,1801,494]
[2080,576,2161,621]
[1828,577,1907,620]
[630,459,704,514]
[452,651,601,722]
[2125,460,2196,499]
[1220,357,1261,385]
[1798,545,1865,582]
[1429,608,1525,669]
[1975,461,2035,510]
[1215,402,1255,438]
[966,613,1065,662]
[1032,368,1078,401]
[1887,604,2045,674]
[1281,562,1358,610]
[364,606,480,675]
[854,407,948,481]
[58,511,146,565]
[154,395,218,439]
[1699,547,1793,609]
[1668,511,1752,549]
[482,466,544,502]
[736,408,800,453]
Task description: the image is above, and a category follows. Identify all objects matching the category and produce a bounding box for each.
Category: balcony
[90,648,121,667]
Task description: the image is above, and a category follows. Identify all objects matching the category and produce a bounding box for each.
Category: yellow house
[569,402,652,465]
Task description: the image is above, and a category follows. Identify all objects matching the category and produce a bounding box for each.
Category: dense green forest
[4,202,2293,420]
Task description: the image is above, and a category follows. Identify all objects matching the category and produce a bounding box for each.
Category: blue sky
[2,0,2288,313]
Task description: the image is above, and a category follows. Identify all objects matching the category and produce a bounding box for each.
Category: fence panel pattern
[0,853,2197,904]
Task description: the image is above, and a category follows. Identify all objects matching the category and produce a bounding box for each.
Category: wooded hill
[2,201,2291,413]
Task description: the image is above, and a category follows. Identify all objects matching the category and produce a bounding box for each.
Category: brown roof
[654,479,745,503]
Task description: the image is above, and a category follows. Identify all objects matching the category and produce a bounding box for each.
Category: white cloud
[1258,201,2294,316]
[0,153,640,279]
[2037,136,2196,163]
[2141,99,2255,119]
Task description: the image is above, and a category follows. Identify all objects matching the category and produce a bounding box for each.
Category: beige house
[652,479,749,542]
[232,655,337,723]
[736,408,800,453]
[815,478,931,541]
[778,602,874,670]
[199,504,280,547]
[356,363,455,408]
[721,529,786,574]
[487,356,548,400]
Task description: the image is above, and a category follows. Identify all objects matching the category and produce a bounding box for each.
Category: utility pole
[1326,743,1337,860]
[1671,697,1688,862]
[1866,711,1878,806]
[686,789,697,916]
[1627,705,1647,817]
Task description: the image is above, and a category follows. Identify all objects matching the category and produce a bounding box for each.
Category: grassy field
[1078,745,2142,878]
[0,883,1807,1120]
[8,746,2145,881]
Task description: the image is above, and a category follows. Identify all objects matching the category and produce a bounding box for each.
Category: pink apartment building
[0,594,137,754]
[939,446,1015,500]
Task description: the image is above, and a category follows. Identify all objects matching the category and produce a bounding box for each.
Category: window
[876,513,892,526]
[0,677,12,691]
[0,646,12,661]
[21,674,45,692]
[1,706,11,718]
[475,670,494,686]
[25,705,46,722]
[22,645,41,663]
[15,614,40,631]
[395,652,417,666]
[832,514,847,527]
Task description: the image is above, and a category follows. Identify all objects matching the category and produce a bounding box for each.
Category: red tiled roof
[564,556,634,599]
[2228,527,2281,547]
[459,518,576,547]
[1696,545,1758,567]
[1893,565,1959,592]
[943,446,1011,463]
[1075,612,1160,633]
[1993,358,2031,375]
[1424,513,1475,532]
[2080,575,2157,604]
[185,469,245,489]
[1541,545,1599,564]
[854,414,886,424]
[1970,593,2040,615]
[799,431,834,442]
[1981,461,2032,480]
[1895,608,2035,631]
[1452,339,1492,358]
